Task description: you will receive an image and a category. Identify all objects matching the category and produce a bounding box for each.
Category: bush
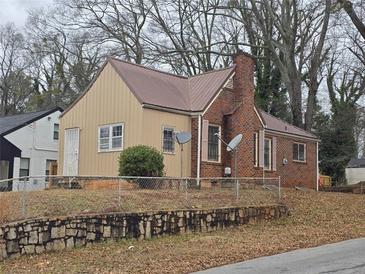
[118,145,164,177]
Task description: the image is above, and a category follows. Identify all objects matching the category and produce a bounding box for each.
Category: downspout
[316,141,319,191]
[197,115,202,186]
[262,128,265,183]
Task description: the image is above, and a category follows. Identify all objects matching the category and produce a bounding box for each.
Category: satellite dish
[227,134,243,151]
[175,132,192,145]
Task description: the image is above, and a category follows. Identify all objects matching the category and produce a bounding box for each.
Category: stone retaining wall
[0,205,288,260]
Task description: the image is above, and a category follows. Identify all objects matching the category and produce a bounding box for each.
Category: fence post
[21,178,27,219]
[185,179,188,202]
[118,179,122,209]
[236,178,239,202]
[278,176,281,201]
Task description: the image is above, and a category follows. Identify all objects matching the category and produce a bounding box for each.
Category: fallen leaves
[0,189,364,274]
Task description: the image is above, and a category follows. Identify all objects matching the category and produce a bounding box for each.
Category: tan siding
[142,108,191,177]
[59,63,143,176]
[59,62,191,177]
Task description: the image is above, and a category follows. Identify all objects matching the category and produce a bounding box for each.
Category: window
[254,132,258,167]
[98,123,124,152]
[53,123,59,140]
[163,127,175,153]
[19,158,30,177]
[293,143,306,162]
[208,125,220,162]
[264,138,272,170]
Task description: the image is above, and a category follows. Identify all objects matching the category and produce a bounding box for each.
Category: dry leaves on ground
[0,189,364,274]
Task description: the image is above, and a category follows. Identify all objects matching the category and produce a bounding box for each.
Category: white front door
[63,128,80,176]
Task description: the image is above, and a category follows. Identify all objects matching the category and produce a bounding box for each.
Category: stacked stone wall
[0,205,288,260]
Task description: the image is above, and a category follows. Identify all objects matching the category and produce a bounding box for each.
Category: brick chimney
[232,50,255,106]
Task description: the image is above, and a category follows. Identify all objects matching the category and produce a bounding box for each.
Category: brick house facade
[191,52,319,188]
[60,51,319,188]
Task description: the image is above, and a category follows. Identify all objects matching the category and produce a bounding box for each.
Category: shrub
[118,145,164,177]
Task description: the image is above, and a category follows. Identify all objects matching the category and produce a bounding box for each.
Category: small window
[254,132,258,167]
[208,125,220,162]
[53,123,59,140]
[293,143,306,162]
[163,127,175,153]
[20,158,30,177]
[264,138,272,170]
[98,123,124,152]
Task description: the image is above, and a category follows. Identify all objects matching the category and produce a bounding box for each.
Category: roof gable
[109,58,235,112]
[0,107,62,137]
[110,58,190,111]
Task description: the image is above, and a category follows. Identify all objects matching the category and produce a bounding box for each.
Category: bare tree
[148,0,246,75]
[337,0,365,40]
[0,24,32,115]
[226,0,331,129]
[25,8,104,109]
[62,0,151,64]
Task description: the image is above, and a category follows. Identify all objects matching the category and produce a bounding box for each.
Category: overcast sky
[0,0,54,26]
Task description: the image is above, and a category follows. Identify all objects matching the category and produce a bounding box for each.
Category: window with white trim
[162,127,175,153]
[264,138,272,170]
[293,143,306,162]
[53,123,59,140]
[98,123,124,152]
[20,158,30,177]
[208,125,220,162]
[254,132,258,167]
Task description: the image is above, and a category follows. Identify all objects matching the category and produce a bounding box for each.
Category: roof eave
[1,107,63,137]
[142,103,203,116]
[264,128,319,142]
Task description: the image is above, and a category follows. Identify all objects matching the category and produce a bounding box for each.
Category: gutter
[142,104,203,117]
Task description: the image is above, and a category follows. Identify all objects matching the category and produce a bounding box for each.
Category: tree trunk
[288,78,303,127]
[339,0,365,40]
[305,79,318,131]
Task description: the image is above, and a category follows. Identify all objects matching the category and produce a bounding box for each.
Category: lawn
[1,189,364,274]
[0,181,278,224]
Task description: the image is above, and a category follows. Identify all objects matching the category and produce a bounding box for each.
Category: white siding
[346,168,365,185]
[5,110,61,190]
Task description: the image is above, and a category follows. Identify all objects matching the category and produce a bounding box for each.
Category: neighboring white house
[0,108,62,191]
[346,158,365,185]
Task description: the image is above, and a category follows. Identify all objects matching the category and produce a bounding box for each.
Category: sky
[0,0,54,26]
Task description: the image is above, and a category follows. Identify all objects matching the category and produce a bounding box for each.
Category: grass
[0,183,277,224]
[1,188,364,273]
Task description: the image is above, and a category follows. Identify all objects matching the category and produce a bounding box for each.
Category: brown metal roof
[110,58,235,112]
[260,110,317,139]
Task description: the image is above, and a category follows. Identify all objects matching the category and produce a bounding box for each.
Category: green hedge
[118,145,164,177]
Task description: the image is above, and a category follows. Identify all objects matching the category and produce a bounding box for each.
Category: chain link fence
[0,176,281,224]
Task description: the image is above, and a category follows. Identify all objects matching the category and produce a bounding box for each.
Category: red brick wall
[189,51,317,189]
[228,52,263,178]
[264,133,317,188]
[190,52,265,178]
[190,89,235,177]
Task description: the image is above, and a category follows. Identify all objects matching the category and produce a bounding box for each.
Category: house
[58,51,319,188]
[346,158,365,185]
[0,107,62,191]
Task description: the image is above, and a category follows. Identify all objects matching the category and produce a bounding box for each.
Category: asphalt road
[193,238,365,274]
